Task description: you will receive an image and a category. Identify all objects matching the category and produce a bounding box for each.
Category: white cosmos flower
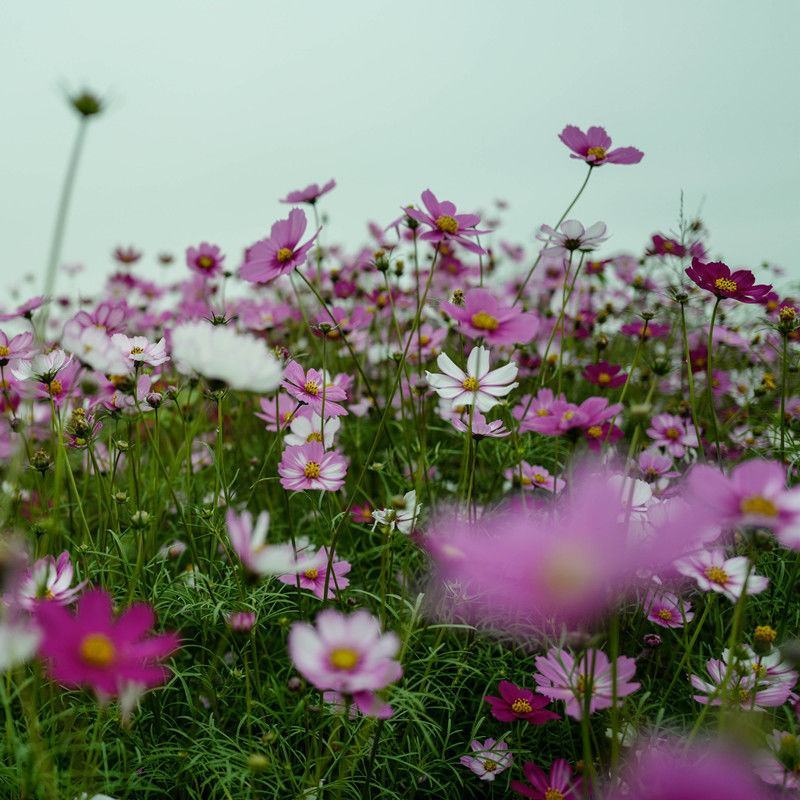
[111,333,169,368]
[171,321,282,393]
[66,327,129,374]
[425,346,518,413]
[11,349,70,382]
[284,410,340,448]
[372,490,422,534]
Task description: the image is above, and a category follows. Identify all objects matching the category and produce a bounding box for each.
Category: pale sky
[2,1,799,296]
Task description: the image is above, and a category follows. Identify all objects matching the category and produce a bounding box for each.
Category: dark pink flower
[113,246,142,265]
[685,258,772,303]
[280,179,336,205]
[511,759,581,799]
[484,680,559,724]
[35,588,179,697]
[647,233,685,257]
[620,320,670,339]
[582,361,627,389]
[186,242,224,278]
[404,190,488,254]
[240,209,319,283]
[558,124,643,166]
[441,288,539,345]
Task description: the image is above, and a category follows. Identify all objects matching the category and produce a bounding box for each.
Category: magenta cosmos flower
[440,287,539,345]
[240,208,319,283]
[558,125,643,166]
[186,242,225,278]
[35,588,179,697]
[511,759,582,800]
[583,360,627,389]
[484,680,559,724]
[460,738,512,782]
[281,361,348,417]
[686,460,800,548]
[685,258,772,303]
[646,413,699,457]
[280,178,336,204]
[278,441,347,492]
[404,189,488,254]
[533,647,639,720]
[288,609,402,718]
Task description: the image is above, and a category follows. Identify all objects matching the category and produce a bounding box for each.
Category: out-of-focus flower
[451,409,510,438]
[372,490,421,534]
[583,360,627,389]
[16,551,86,609]
[226,611,256,632]
[11,349,71,383]
[646,413,699,457]
[459,738,512,782]
[110,334,169,369]
[280,179,336,205]
[511,758,582,799]
[0,620,40,670]
[504,462,565,493]
[441,287,539,345]
[558,125,644,166]
[186,242,225,278]
[537,220,608,258]
[754,730,800,790]
[0,331,35,366]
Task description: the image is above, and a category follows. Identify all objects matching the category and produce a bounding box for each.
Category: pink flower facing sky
[35,588,179,697]
[16,551,86,610]
[186,242,225,278]
[440,287,539,345]
[404,189,488,254]
[484,680,559,725]
[533,647,639,720]
[687,460,800,549]
[240,208,319,283]
[281,361,348,417]
[646,413,699,457]
[675,549,768,602]
[278,547,351,600]
[288,609,402,718]
[425,346,518,413]
[685,258,772,303]
[511,758,582,800]
[558,125,644,166]
[459,738,512,782]
[278,441,347,492]
[280,178,336,204]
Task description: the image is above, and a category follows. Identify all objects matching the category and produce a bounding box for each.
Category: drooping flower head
[558,125,644,166]
[280,179,336,205]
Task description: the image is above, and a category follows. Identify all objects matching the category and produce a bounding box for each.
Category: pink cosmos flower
[685,258,772,303]
[620,320,670,339]
[459,738,512,781]
[606,741,774,800]
[113,245,142,265]
[505,462,565,493]
[675,549,768,602]
[351,503,374,525]
[278,442,347,492]
[280,179,336,205]
[511,759,582,799]
[638,448,679,482]
[583,360,627,389]
[288,609,402,718]
[255,393,300,431]
[425,346,518,413]
[754,730,800,790]
[522,396,621,438]
[186,242,224,278]
[0,296,46,321]
[558,125,644,166]
[278,547,351,600]
[35,588,179,697]
[451,409,510,438]
[0,331,35,365]
[440,288,539,345]
[404,323,447,363]
[537,220,608,258]
[643,586,693,628]
[647,233,686,257]
[646,413,699,457]
[110,334,169,369]
[484,680,559,724]
[686,460,800,548]
[533,647,639,719]
[281,361,348,417]
[404,189,488,254]
[226,611,256,632]
[240,208,320,283]
[16,551,86,610]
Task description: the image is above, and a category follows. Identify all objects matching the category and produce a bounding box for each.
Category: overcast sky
[1,1,798,297]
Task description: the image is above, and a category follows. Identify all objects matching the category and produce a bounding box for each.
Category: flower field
[2,98,800,799]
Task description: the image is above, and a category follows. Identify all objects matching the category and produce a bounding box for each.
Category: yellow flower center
[79,633,116,668]
[197,255,214,270]
[0,346,9,357]
[533,473,548,484]
[303,567,319,580]
[307,432,324,443]
[48,380,63,396]
[277,247,294,264]
[536,408,550,417]
[419,335,431,346]
[714,277,738,293]
[481,759,498,772]
[520,476,532,486]
[545,790,565,800]
[597,372,611,385]
[304,461,321,479]
[562,411,575,421]
[130,346,144,355]
[511,697,532,714]
[754,625,777,643]
[657,608,674,621]
[303,380,320,396]
[435,215,459,234]
[663,241,674,251]
[462,376,480,391]
[586,425,602,439]
[740,495,778,517]
[329,647,359,670]
[587,145,607,160]
[470,311,499,331]
[665,427,681,440]
[779,306,797,322]
[704,565,729,585]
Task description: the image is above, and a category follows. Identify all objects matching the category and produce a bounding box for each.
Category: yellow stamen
[462,376,479,391]
[306,432,324,443]
[714,277,738,293]
[304,462,321,479]
[79,633,116,668]
[657,608,673,621]
[0,346,9,357]
[130,346,144,355]
[481,759,498,772]
[511,698,532,714]
[740,495,778,517]
[303,567,319,580]
[704,565,728,585]
[597,372,611,385]
[48,380,63,396]
[587,145,607,160]
[665,427,681,440]
[277,247,294,264]
[435,215,459,235]
[545,790,565,800]
[197,255,214,270]
[586,425,602,439]
[470,311,499,331]
[329,647,359,670]
[303,380,320,396]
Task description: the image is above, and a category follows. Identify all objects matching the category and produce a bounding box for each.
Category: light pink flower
[404,189,488,254]
[281,361,348,418]
[278,547,350,600]
[278,442,347,492]
[111,334,169,369]
[675,549,768,602]
[16,551,86,610]
[646,413,699,457]
[459,738,512,782]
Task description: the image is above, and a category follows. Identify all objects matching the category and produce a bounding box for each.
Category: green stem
[706,297,723,465]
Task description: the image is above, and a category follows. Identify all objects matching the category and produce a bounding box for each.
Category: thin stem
[706,297,723,465]
[679,302,705,460]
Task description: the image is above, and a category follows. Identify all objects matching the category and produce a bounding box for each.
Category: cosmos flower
[0,296,46,322]
[278,441,348,492]
[255,393,300,431]
[459,738,512,782]
[511,759,582,799]
[504,462,565,493]
[754,730,800,790]
[685,259,772,303]
[35,589,179,697]
[620,320,670,339]
[643,586,693,628]
[537,220,608,258]
[647,233,686,257]
[425,346,518,413]
[186,242,225,277]
[372,490,421,534]
[583,361,627,389]
[558,125,644,166]
[281,361,348,417]
[278,547,351,600]
[484,680,559,724]
[404,189,488,254]
[0,331,35,366]
[646,413,699,458]
[440,287,539,345]
[0,620,41,670]
[240,208,320,283]
[675,549,768,602]
[533,647,639,719]
[280,179,336,204]
[283,408,340,449]
[451,409,510,438]
[110,334,169,369]
[288,609,402,718]
[11,349,71,383]
[16,551,86,609]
